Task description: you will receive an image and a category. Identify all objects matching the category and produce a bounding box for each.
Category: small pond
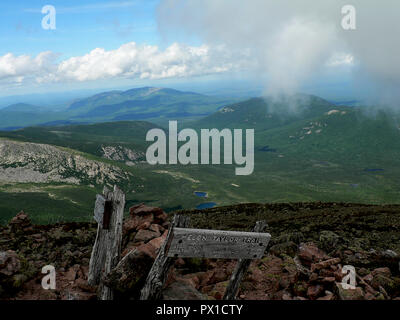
[196,202,217,210]
[194,191,208,197]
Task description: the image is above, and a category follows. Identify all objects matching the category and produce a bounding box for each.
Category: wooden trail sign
[141,217,270,300]
[166,228,270,259]
[88,185,125,300]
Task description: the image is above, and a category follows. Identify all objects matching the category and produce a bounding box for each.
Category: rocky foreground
[0,202,400,300]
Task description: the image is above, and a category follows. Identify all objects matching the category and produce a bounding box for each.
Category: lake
[196,202,217,210]
[194,191,208,197]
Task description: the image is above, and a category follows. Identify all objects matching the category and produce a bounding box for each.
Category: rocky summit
[0,202,399,300]
[0,139,132,185]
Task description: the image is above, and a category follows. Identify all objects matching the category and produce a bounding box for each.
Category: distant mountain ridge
[0,87,237,129]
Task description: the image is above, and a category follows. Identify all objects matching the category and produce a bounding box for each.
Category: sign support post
[88,185,125,300]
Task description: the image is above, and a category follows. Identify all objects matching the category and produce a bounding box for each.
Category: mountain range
[1,87,400,224]
[0,87,238,130]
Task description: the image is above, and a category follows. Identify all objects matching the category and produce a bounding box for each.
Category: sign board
[166,227,271,259]
[94,194,105,224]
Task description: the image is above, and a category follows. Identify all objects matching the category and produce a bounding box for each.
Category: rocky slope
[100,145,144,165]
[0,202,399,300]
[0,139,132,185]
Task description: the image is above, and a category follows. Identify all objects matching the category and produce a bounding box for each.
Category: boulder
[298,243,329,267]
[9,211,32,233]
[335,282,365,300]
[311,258,341,272]
[134,229,160,243]
[0,250,21,276]
[123,213,154,235]
[129,203,164,217]
[369,267,400,295]
[307,284,324,299]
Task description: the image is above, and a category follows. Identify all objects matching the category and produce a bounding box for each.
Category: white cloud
[0,42,251,88]
[157,0,400,104]
[0,51,58,84]
[327,53,355,67]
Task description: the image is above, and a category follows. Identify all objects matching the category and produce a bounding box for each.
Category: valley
[1,88,400,224]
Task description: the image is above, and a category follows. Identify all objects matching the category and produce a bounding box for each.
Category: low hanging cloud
[157,0,400,105]
[0,42,251,87]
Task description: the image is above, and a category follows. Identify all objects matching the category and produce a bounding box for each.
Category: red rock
[199,270,215,286]
[9,211,31,226]
[123,213,154,234]
[311,258,341,272]
[175,258,185,266]
[322,277,336,283]
[149,223,164,234]
[64,266,79,282]
[209,269,229,284]
[74,278,96,293]
[319,269,335,277]
[148,231,168,251]
[307,284,324,299]
[154,212,168,224]
[180,273,201,289]
[334,268,344,282]
[201,285,214,294]
[298,243,329,266]
[136,242,158,259]
[371,267,391,277]
[134,229,159,243]
[129,203,164,216]
[309,273,318,282]
[137,221,151,231]
[9,211,32,233]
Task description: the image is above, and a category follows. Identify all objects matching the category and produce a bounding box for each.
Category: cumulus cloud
[0,42,250,87]
[157,0,400,105]
[0,51,58,84]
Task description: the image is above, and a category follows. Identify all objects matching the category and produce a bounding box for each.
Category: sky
[0,0,399,107]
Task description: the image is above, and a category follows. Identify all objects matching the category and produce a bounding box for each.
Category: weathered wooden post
[140,214,190,300]
[223,220,268,300]
[88,185,125,300]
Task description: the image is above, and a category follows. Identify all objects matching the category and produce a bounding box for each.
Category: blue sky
[0,1,398,106]
[0,0,161,57]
